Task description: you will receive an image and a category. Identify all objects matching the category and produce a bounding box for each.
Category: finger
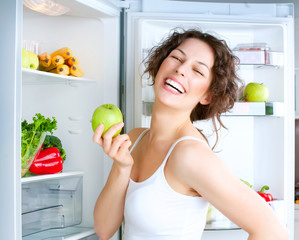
[118,139,132,156]
[102,122,124,152]
[103,122,124,139]
[92,124,104,145]
[108,134,130,157]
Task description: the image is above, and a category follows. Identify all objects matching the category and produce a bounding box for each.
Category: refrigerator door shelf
[141,101,285,118]
[22,68,97,85]
[225,102,284,117]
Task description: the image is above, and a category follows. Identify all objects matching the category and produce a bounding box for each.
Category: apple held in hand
[92,104,123,137]
[28,51,39,70]
[244,83,269,102]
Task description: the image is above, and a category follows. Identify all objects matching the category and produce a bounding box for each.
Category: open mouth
[164,79,185,94]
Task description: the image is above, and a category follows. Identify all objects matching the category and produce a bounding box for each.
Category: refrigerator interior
[126,14,293,238]
[135,18,286,195]
[21,2,120,239]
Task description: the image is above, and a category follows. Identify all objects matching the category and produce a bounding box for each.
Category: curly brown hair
[143,28,242,147]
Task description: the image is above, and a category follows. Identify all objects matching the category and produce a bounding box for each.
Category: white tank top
[123,129,209,240]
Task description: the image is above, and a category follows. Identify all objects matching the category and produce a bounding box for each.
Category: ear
[199,94,212,105]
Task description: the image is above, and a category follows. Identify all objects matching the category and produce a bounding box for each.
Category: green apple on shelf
[244,82,269,102]
[28,51,39,70]
[22,48,30,68]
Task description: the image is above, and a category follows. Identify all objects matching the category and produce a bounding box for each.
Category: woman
[93,29,289,240]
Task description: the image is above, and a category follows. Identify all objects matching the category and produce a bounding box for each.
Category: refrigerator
[0,0,295,239]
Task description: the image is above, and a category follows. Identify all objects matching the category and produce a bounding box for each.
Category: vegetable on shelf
[257,185,273,202]
[43,135,66,161]
[21,113,57,177]
[29,147,63,174]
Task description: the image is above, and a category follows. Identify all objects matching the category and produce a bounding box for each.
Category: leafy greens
[21,113,57,172]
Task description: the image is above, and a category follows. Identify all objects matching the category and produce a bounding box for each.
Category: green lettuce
[21,113,57,175]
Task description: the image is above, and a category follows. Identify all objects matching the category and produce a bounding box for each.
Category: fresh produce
[50,47,73,59]
[70,64,84,77]
[22,48,30,68]
[243,83,269,102]
[38,52,51,67]
[50,64,70,75]
[92,104,123,137]
[257,185,273,202]
[29,147,63,174]
[38,47,84,77]
[39,55,64,71]
[43,135,66,161]
[66,56,79,66]
[21,113,57,177]
[28,51,39,70]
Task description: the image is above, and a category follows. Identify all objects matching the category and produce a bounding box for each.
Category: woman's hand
[92,122,133,168]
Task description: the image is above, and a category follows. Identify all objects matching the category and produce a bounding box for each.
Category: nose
[176,69,185,77]
[175,62,186,77]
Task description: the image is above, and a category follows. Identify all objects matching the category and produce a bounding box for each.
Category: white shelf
[225,102,284,117]
[239,64,282,69]
[23,226,95,240]
[22,68,97,85]
[21,171,84,184]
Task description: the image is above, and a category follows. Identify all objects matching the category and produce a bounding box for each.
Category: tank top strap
[129,128,150,153]
[160,136,209,169]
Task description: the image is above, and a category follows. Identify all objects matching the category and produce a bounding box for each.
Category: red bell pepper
[257,185,273,202]
[29,147,63,174]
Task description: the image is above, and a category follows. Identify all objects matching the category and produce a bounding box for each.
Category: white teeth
[165,79,184,93]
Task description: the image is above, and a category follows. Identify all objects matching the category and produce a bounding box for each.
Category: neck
[148,100,193,143]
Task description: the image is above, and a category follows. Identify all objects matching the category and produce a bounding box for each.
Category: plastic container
[23,40,41,55]
[22,173,83,237]
[233,43,270,65]
[21,131,46,177]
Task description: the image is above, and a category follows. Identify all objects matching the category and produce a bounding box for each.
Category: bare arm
[170,141,289,240]
[92,123,133,240]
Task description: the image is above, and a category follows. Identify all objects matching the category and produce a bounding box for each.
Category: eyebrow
[175,48,210,72]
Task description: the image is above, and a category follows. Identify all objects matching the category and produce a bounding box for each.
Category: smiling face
[154,38,215,113]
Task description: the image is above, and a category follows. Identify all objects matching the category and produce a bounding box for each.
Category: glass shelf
[22,68,97,85]
[224,102,284,117]
[204,221,240,231]
[22,226,95,240]
[142,101,284,117]
[21,171,84,184]
[239,64,282,69]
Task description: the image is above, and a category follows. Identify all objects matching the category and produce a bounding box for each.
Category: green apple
[244,83,269,102]
[28,51,39,70]
[22,48,30,68]
[92,104,123,137]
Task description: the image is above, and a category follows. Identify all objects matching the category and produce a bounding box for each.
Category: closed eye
[171,55,182,62]
[194,69,204,76]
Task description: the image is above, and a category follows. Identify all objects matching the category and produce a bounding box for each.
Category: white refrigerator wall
[132,16,286,187]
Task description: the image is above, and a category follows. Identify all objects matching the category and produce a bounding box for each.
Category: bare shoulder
[127,127,148,146]
[168,138,225,179]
